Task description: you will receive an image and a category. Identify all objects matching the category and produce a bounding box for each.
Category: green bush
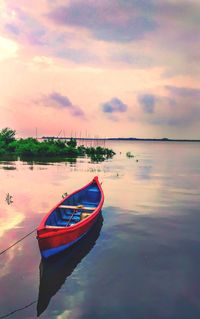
[0,128,115,162]
[0,128,16,144]
[67,138,77,148]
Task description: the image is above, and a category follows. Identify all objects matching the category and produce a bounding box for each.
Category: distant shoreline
[106,138,200,142]
[41,137,200,143]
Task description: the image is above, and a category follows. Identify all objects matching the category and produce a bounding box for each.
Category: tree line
[0,128,115,162]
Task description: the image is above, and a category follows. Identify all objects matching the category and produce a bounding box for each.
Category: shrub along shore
[0,128,115,162]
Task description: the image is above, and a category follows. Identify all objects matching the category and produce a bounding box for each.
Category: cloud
[163,86,200,125]
[166,86,200,98]
[0,36,19,61]
[49,92,72,107]
[111,52,153,68]
[37,92,85,117]
[71,106,85,117]
[56,48,98,64]
[28,27,46,46]
[4,23,20,35]
[47,1,157,43]
[152,1,200,77]
[101,98,128,113]
[138,94,156,113]
[2,0,200,76]
[137,86,200,127]
[2,6,46,46]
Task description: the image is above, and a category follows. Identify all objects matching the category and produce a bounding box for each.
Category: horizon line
[38,136,200,142]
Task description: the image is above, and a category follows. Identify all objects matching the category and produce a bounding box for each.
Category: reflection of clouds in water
[136,165,152,180]
[71,206,200,319]
[0,142,200,318]
[102,171,163,213]
[0,210,40,280]
[0,206,24,238]
[0,249,17,278]
[57,309,72,319]
[0,212,41,318]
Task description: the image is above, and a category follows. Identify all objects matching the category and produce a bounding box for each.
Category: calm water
[0,141,200,319]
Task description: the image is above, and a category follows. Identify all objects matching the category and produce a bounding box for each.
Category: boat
[37,214,103,316]
[37,176,104,258]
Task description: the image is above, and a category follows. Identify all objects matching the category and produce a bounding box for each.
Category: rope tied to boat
[0,228,37,256]
[0,300,37,319]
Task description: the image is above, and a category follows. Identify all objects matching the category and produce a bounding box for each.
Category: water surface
[0,141,200,319]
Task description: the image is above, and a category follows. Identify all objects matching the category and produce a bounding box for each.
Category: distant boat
[37,214,103,316]
[37,176,104,258]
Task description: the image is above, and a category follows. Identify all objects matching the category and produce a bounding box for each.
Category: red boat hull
[37,177,104,258]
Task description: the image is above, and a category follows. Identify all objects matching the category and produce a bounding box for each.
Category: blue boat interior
[45,183,101,227]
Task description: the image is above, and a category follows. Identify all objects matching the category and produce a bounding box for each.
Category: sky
[0,0,200,139]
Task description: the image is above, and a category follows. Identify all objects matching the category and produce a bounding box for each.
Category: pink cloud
[0,0,200,138]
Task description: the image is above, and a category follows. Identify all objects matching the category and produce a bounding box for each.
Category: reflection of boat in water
[37,214,103,317]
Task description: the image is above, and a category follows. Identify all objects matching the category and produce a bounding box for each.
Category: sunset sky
[0,0,199,138]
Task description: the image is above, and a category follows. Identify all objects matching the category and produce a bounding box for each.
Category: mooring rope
[0,228,37,256]
[0,301,36,319]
